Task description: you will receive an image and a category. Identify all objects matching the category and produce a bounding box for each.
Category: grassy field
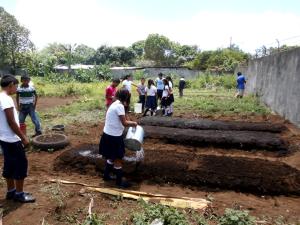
[22,75,270,133]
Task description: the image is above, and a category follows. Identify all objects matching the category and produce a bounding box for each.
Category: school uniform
[0,91,28,180]
[161,85,170,107]
[137,84,146,110]
[99,100,125,160]
[145,85,157,110]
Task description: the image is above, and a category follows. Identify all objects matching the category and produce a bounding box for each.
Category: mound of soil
[141,117,285,133]
[144,126,287,151]
[54,145,300,195]
[54,144,140,175]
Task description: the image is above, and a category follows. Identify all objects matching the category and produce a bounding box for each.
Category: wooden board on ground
[49,179,209,210]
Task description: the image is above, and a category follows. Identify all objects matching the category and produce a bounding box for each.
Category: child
[122,74,137,94]
[143,79,157,116]
[236,72,246,98]
[178,76,186,97]
[166,76,175,116]
[161,79,171,116]
[136,78,146,112]
[0,75,35,203]
[105,78,120,109]
[99,88,137,188]
[155,73,164,102]
[16,75,42,137]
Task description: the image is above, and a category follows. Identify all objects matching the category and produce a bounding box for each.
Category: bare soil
[1,115,300,224]
[37,96,78,111]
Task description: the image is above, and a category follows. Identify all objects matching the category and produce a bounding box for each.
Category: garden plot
[54,117,299,195]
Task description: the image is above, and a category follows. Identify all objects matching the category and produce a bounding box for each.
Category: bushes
[190,74,236,90]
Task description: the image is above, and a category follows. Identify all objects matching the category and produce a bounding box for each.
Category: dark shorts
[0,140,28,180]
[145,96,157,110]
[99,132,125,160]
[157,90,163,100]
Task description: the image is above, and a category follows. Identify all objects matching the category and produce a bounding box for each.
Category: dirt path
[1,122,300,225]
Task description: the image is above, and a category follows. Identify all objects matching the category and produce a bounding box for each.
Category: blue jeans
[19,104,42,133]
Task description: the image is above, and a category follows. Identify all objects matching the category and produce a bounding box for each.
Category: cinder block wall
[237,48,300,127]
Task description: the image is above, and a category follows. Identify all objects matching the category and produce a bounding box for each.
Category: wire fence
[252,35,300,59]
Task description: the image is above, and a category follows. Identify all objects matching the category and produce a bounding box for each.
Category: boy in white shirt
[0,75,35,203]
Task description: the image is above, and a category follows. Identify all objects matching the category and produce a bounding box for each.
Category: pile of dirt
[144,126,287,151]
[54,145,300,195]
[141,117,285,132]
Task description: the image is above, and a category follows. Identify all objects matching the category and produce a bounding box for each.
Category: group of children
[105,73,177,117]
[136,73,175,117]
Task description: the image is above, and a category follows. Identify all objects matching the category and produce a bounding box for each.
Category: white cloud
[15,0,300,53]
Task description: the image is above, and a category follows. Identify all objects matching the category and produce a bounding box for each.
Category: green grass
[24,75,270,134]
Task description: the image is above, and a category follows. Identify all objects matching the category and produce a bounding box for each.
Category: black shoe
[103,162,114,181]
[116,180,131,189]
[32,131,42,138]
[115,168,131,189]
[6,189,16,200]
[14,192,36,203]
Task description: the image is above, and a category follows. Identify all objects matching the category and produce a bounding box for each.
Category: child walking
[0,75,35,203]
[143,79,157,116]
[137,78,146,112]
[105,78,120,109]
[16,75,42,137]
[99,88,137,188]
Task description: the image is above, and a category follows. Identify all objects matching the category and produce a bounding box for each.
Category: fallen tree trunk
[140,117,285,133]
[144,126,287,151]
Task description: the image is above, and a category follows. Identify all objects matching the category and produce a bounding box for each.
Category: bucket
[124,125,144,151]
[134,103,142,114]
[20,123,26,135]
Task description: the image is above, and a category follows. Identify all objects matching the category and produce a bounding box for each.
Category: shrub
[44,72,75,83]
[133,70,145,80]
[218,209,256,225]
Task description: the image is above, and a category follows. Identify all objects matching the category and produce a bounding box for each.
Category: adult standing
[236,72,246,98]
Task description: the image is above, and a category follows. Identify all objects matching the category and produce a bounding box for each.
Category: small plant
[82,213,104,225]
[132,200,189,225]
[41,183,68,211]
[218,208,256,225]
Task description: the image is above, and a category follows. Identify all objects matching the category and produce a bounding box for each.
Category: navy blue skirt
[99,132,125,160]
[145,96,157,110]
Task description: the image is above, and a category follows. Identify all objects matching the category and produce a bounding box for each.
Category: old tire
[32,134,69,150]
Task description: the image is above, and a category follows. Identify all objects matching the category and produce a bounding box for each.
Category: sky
[1,0,300,53]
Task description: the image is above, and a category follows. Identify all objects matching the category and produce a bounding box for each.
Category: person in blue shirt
[236,72,246,98]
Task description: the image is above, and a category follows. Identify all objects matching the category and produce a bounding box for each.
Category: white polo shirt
[103,100,125,136]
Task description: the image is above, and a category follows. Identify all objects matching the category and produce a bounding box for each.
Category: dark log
[140,117,285,133]
[143,126,287,151]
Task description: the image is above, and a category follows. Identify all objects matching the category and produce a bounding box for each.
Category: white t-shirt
[0,92,21,143]
[122,80,132,93]
[145,85,157,96]
[103,100,125,136]
[162,85,169,98]
[168,81,173,89]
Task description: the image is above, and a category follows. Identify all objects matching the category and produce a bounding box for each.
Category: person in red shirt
[105,78,120,109]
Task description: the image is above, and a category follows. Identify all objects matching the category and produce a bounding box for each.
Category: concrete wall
[237,48,300,127]
[111,67,202,79]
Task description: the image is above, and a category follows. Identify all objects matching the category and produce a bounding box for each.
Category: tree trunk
[140,117,285,133]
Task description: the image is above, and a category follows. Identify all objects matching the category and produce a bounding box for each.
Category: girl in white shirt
[161,79,171,116]
[166,76,174,116]
[99,88,137,188]
[143,79,157,116]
